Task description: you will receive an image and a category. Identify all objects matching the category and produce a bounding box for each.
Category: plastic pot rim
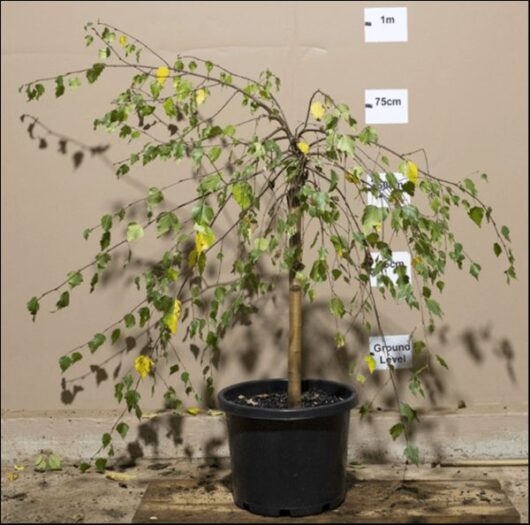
[217,378,358,421]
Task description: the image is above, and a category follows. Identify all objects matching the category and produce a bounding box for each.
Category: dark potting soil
[231,388,344,409]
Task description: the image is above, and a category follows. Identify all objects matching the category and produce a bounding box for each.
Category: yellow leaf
[412,256,422,269]
[7,472,18,481]
[310,101,325,120]
[163,299,182,335]
[356,373,366,384]
[195,230,215,254]
[297,141,310,155]
[13,465,25,471]
[364,355,377,374]
[105,470,136,482]
[156,66,170,85]
[134,355,154,379]
[406,161,419,185]
[187,407,201,416]
[207,409,224,416]
[119,35,127,47]
[195,89,206,105]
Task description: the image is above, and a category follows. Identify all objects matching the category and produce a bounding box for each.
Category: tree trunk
[287,187,303,408]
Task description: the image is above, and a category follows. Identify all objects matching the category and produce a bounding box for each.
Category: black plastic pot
[217,378,357,517]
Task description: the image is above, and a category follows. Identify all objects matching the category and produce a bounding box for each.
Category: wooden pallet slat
[133,478,520,523]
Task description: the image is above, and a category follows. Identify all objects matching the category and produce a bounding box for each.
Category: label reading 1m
[367,172,411,208]
[365,89,408,124]
[370,251,411,288]
[364,7,408,43]
[369,335,412,370]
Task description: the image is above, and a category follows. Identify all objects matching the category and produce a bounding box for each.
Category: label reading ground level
[364,7,408,43]
[365,89,408,124]
[370,251,411,287]
[369,335,412,370]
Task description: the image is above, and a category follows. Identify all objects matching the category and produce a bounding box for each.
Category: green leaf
[462,178,477,196]
[329,297,345,318]
[68,76,81,89]
[232,181,253,210]
[111,328,121,344]
[309,259,327,282]
[147,187,164,209]
[436,354,448,369]
[404,445,419,465]
[86,63,105,84]
[501,225,511,241]
[56,291,70,310]
[59,355,72,373]
[425,298,442,318]
[390,423,404,440]
[83,228,92,240]
[124,389,141,412]
[223,125,236,137]
[358,126,378,145]
[124,313,135,328]
[139,306,150,327]
[361,205,385,234]
[88,333,106,353]
[493,242,502,257]
[95,458,107,473]
[116,422,129,439]
[163,96,177,117]
[336,134,356,157]
[101,214,113,232]
[79,462,91,473]
[468,207,484,227]
[199,174,222,194]
[127,222,144,242]
[156,212,179,236]
[34,455,47,472]
[27,296,40,320]
[55,76,65,98]
[208,146,222,163]
[47,454,62,471]
[71,352,83,364]
[413,340,426,354]
[399,402,418,423]
[191,204,213,226]
[102,432,112,448]
[67,271,84,288]
[469,262,481,280]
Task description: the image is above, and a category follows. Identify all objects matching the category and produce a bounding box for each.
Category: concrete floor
[1,459,527,523]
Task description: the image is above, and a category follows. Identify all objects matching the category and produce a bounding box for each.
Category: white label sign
[370,251,411,287]
[367,172,411,208]
[364,7,408,43]
[369,335,412,370]
[365,89,408,124]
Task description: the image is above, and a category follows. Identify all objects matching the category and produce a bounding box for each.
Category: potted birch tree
[21,22,515,517]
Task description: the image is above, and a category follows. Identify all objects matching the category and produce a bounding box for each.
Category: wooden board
[133,477,520,523]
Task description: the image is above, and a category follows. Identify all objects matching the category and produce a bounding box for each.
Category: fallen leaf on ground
[7,472,19,481]
[207,410,224,416]
[13,465,25,471]
[104,470,137,482]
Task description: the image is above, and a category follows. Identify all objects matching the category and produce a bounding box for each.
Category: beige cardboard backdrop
[1,1,528,415]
